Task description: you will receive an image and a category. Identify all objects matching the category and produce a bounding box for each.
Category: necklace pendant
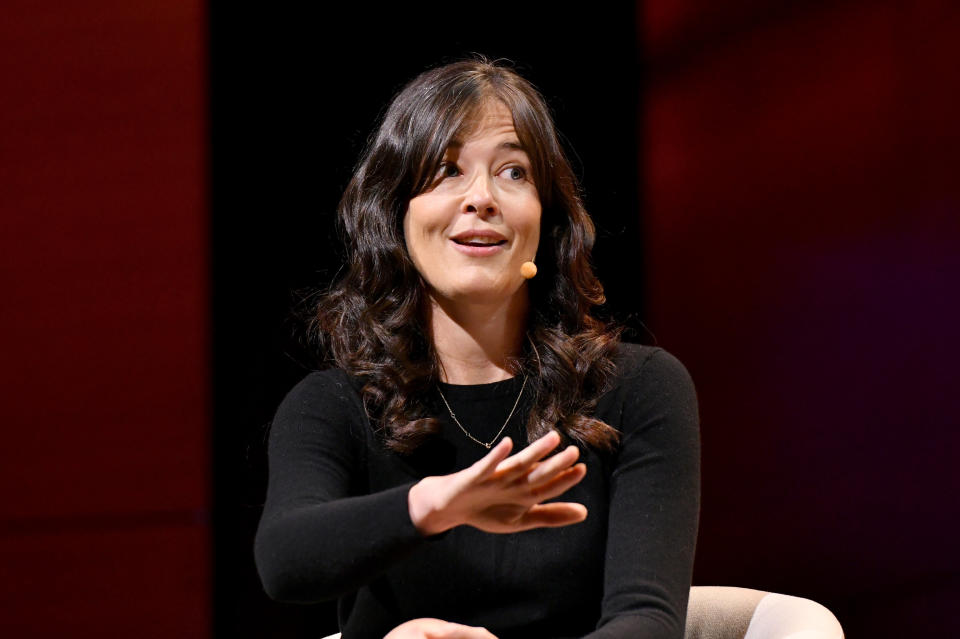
[437,376,528,450]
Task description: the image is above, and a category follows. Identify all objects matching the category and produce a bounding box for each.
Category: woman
[254,57,700,639]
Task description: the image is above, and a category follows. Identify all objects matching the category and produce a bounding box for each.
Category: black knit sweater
[255,344,700,639]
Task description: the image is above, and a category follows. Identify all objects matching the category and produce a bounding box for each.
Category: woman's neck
[428,289,529,385]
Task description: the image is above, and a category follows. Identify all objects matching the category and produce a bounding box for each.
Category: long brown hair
[310,56,621,453]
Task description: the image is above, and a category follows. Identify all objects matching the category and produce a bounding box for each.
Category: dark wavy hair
[309,56,621,453]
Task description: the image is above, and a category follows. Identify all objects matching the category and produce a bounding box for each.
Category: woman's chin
[431,278,525,307]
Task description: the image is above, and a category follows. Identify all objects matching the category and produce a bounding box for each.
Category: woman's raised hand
[408,430,587,536]
[383,618,498,639]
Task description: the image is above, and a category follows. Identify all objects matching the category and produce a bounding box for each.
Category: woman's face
[403,101,541,307]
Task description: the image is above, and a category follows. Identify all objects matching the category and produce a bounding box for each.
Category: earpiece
[520,261,537,279]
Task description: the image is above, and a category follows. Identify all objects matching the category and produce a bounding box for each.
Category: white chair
[685,587,844,639]
[320,586,844,639]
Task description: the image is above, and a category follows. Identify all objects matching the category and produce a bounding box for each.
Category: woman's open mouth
[450,239,506,256]
[452,237,507,247]
[450,231,508,256]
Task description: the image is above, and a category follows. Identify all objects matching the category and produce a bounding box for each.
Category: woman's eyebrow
[444,140,527,152]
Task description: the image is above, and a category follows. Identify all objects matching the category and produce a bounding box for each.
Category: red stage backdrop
[642,1,960,636]
[0,2,210,636]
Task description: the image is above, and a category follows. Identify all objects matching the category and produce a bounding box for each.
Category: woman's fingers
[461,461,588,534]
[525,445,579,485]
[515,502,588,530]
[429,432,589,536]
[493,430,561,476]
[384,618,498,639]
[429,620,498,639]
[529,463,587,502]
[463,437,514,482]
[440,623,499,639]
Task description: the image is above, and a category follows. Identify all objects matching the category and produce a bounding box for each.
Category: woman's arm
[254,369,428,602]
[584,348,701,639]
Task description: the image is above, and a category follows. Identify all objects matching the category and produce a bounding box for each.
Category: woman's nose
[463,174,498,218]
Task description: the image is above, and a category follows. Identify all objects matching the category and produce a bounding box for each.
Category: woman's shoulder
[601,342,700,446]
[273,366,366,426]
[611,342,695,391]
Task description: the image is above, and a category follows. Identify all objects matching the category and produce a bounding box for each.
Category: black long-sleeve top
[254,344,700,639]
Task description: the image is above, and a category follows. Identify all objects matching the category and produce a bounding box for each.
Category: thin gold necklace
[437,376,528,449]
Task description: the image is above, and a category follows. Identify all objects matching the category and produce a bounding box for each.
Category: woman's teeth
[454,237,506,246]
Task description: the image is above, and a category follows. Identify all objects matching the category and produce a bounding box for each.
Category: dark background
[2,1,958,637]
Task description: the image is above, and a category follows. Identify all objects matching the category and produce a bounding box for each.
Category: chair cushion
[686,586,768,639]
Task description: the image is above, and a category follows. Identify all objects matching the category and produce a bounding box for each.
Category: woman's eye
[439,162,460,178]
[503,166,526,180]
